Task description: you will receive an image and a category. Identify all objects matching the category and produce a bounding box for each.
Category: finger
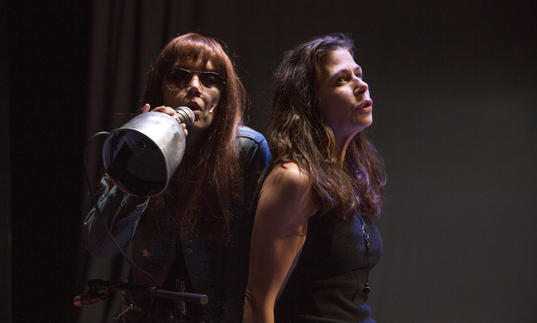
[179,123,188,136]
[140,103,150,113]
[152,106,175,116]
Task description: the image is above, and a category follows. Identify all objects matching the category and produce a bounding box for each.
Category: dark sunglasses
[165,68,226,91]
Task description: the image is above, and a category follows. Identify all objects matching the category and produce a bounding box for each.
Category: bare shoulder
[260,162,319,219]
[265,162,311,192]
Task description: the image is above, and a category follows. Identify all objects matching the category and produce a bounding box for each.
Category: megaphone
[102,106,195,197]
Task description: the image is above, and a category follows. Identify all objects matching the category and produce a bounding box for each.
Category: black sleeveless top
[275,211,382,323]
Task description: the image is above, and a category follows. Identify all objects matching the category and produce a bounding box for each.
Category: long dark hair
[270,33,386,218]
[143,33,245,240]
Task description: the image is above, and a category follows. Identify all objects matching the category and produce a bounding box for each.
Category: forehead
[319,48,360,76]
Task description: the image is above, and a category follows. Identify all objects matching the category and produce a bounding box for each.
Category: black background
[5,0,537,322]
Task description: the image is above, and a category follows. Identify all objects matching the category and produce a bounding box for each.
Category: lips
[355,99,373,113]
[362,99,373,108]
[183,101,201,111]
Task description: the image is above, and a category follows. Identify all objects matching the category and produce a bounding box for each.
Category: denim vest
[84,126,271,322]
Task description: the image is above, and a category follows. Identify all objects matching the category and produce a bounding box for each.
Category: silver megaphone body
[102,107,195,197]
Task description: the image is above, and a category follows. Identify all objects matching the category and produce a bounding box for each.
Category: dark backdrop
[6,0,536,322]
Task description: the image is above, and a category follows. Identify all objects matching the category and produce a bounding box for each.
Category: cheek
[162,88,185,107]
[161,83,175,106]
[318,91,335,117]
[209,89,222,107]
[321,93,347,114]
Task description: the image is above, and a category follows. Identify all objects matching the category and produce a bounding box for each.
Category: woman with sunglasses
[243,34,386,322]
[84,33,270,322]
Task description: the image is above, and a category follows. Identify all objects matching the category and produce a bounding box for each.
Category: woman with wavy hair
[243,34,386,322]
[85,33,270,322]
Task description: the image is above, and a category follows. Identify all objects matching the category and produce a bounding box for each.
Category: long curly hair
[269,33,386,218]
[143,33,245,240]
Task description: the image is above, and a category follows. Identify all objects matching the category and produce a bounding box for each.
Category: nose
[353,76,368,96]
[187,75,202,95]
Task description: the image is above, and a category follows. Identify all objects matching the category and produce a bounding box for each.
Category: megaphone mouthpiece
[173,106,195,128]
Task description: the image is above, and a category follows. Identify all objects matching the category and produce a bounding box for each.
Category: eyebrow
[331,65,363,80]
[335,64,362,73]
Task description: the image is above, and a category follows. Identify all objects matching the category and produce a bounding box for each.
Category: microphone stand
[73,278,208,307]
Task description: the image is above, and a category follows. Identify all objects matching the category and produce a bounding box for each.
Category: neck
[334,132,357,167]
[336,140,350,167]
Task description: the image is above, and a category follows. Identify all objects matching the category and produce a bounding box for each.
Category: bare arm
[243,163,319,323]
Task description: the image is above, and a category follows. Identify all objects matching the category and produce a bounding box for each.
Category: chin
[365,117,373,128]
[192,121,213,131]
[355,115,373,130]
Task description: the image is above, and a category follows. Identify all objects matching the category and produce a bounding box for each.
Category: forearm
[242,292,274,323]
